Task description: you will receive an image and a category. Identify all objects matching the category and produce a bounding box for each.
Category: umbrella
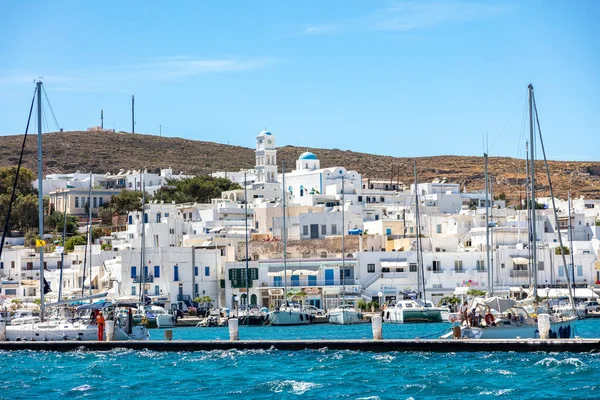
[483,297,516,313]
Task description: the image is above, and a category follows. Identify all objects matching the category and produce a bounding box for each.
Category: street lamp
[233,295,238,318]
[378,291,383,310]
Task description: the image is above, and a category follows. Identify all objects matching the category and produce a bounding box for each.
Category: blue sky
[1,0,598,161]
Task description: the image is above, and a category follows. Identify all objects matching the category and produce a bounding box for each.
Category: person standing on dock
[96,311,106,341]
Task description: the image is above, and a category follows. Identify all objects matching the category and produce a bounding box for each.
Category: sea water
[1,320,599,399]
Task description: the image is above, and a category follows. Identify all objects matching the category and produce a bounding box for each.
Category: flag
[36,239,46,248]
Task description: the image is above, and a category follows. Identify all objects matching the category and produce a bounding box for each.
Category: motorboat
[327,304,362,325]
[267,303,311,326]
[382,300,443,323]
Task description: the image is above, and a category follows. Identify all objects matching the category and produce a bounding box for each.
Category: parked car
[304,305,325,316]
[579,301,600,313]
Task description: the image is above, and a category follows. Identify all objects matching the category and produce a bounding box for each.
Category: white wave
[71,384,92,391]
[270,380,322,395]
[535,357,587,369]
[479,389,514,396]
[373,354,396,363]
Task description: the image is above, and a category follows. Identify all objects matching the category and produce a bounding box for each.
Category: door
[325,269,334,285]
[310,224,319,238]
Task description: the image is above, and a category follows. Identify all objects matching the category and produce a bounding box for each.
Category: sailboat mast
[414,161,425,301]
[244,171,249,319]
[88,173,92,296]
[568,192,575,288]
[58,188,67,300]
[528,84,538,298]
[484,153,491,294]
[341,174,345,305]
[36,81,45,321]
[525,141,532,288]
[139,171,146,303]
[282,161,287,303]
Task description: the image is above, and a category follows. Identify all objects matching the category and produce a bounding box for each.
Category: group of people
[459,301,496,327]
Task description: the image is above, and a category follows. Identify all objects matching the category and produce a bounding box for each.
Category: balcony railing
[510,270,529,278]
[133,274,154,283]
[262,279,357,288]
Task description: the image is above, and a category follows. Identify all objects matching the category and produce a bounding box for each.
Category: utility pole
[159,124,162,137]
[101,109,104,130]
[132,95,135,134]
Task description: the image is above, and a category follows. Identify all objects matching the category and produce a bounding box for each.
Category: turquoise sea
[1,320,599,399]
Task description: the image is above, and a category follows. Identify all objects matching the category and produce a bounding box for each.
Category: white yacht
[328,304,362,325]
[268,303,311,326]
[382,300,443,324]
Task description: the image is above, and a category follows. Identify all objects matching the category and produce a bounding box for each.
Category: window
[26,262,33,270]
[577,265,583,277]
[409,227,414,234]
[144,213,148,223]
[156,213,161,223]
[436,224,442,234]
[154,265,160,278]
[131,266,137,279]
[409,263,417,272]
[56,261,62,269]
[367,263,375,273]
[75,197,79,208]
[273,276,282,287]
[93,197,97,208]
[194,266,199,276]
[476,260,485,272]
[308,275,317,286]
[188,212,192,220]
[559,266,565,277]
[128,215,133,225]
[321,225,326,235]
[331,224,337,235]
[154,285,160,295]
[386,227,392,235]
[0,262,3,269]
[358,196,363,202]
[205,266,210,276]
[11,261,15,269]
[174,265,179,281]
[291,275,300,286]
[432,260,441,273]
[99,197,104,207]
[538,261,544,271]
[169,228,175,234]
[131,286,136,295]
[380,197,385,203]
[303,225,309,236]
[454,260,463,272]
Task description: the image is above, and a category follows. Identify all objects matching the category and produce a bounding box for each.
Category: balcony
[510,270,529,278]
[133,274,154,283]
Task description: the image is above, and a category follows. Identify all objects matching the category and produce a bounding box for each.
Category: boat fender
[142,316,148,325]
[300,314,304,321]
[566,325,571,338]
[558,326,564,338]
[386,311,390,320]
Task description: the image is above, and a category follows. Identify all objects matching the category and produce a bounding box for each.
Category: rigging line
[489,91,528,153]
[532,94,575,311]
[41,85,60,131]
[0,87,37,259]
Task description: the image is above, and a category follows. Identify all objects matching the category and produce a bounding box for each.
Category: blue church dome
[299,151,317,160]
[258,130,272,136]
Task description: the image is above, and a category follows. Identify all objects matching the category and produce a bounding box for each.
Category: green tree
[65,235,86,252]
[110,190,144,215]
[45,211,79,236]
[153,176,241,204]
[0,166,36,196]
[13,193,39,232]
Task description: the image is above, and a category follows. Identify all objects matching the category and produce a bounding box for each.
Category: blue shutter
[325,269,334,285]
[205,266,210,276]
[128,215,133,225]
[577,265,583,277]
[174,265,179,281]
[291,275,300,286]
[274,276,282,287]
[131,266,137,279]
[308,275,316,286]
[154,265,160,278]
[194,266,199,276]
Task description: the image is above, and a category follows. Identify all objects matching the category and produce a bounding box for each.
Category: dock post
[229,318,239,341]
[0,321,5,341]
[372,315,382,340]
[105,320,115,341]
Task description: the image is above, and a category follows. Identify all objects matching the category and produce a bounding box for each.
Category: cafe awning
[511,257,530,265]
[381,261,409,268]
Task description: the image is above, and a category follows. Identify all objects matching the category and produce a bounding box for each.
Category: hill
[0,131,599,202]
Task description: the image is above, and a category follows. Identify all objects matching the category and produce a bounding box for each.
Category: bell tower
[255,129,278,185]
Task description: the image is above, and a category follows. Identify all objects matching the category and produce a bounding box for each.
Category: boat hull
[328,309,362,325]
[268,310,310,326]
[383,308,443,324]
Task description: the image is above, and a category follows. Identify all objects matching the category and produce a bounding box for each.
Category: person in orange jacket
[96,311,106,341]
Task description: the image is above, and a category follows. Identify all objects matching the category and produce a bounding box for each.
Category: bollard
[164,329,173,341]
[452,325,461,339]
[105,320,115,341]
[537,313,550,339]
[229,317,239,341]
[371,315,382,340]
[0,321,5,341]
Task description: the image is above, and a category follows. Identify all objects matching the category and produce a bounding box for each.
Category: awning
[510,287,524,293]
[200,240,214,247]
[511,257,530,265]
[381,261,408,268]
[482,296,516,313]
[209,227,224,233]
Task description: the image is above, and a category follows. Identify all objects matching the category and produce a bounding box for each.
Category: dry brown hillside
[1,131,599,202]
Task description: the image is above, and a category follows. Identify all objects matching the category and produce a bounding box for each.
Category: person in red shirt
[96,311,106,341]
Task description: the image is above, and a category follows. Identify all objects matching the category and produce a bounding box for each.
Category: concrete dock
[0,338,599,352]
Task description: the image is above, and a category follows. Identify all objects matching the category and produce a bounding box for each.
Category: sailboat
[328,175,362,325]
[383,162,443,323]
[268,162,310,326]
[0,81,149,341]
[443,84,577,339]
